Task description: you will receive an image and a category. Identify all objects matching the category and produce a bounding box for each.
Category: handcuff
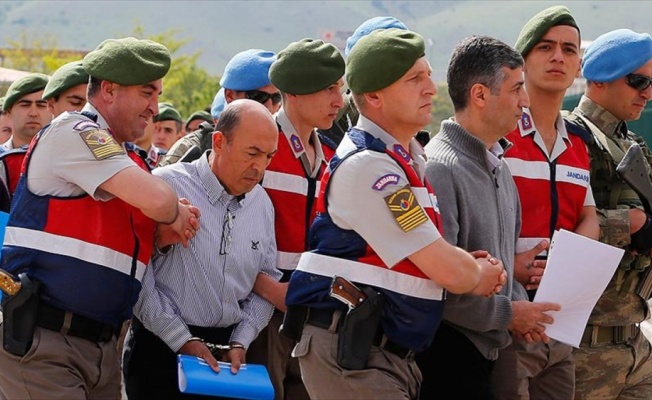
[187,337,245,358]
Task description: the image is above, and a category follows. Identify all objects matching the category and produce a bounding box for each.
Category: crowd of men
[0,5,652,400]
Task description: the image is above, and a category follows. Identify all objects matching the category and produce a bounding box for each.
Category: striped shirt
[134,151,280,352]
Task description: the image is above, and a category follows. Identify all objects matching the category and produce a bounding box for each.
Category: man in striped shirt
[125,99,281,400]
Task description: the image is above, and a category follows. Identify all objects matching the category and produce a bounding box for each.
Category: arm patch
[384,184,428,232]
[79,129,125,160]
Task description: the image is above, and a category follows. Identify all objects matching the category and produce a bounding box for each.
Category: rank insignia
[393,144,411,163]
[80,129,124,160]
[520,112,532,130]
[290,134,304,153]
[384,184,428,232]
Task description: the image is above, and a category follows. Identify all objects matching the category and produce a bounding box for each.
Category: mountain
[0,0,650,81]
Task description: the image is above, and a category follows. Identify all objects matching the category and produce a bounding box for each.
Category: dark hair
[87,76,103,98]
[447,36,524,111]
[214,104,241,143]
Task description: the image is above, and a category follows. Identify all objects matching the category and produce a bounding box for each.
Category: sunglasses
[625,73,652,91]
[243,90,282,105]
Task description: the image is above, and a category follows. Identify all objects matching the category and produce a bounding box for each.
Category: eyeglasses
[243,90,282,106]
[625,73,652,91]
[219,209,234,255]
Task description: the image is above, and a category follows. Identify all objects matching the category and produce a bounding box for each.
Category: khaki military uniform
[567,96,652,399]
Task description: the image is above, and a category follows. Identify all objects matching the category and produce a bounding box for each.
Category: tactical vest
[566,111,652,325]
[285,128,445,352]
[2,120,156,327]
[261,128,334,280]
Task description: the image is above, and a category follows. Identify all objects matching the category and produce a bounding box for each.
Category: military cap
[346,29,425,94]
[220,49,276,91]
[83,37,171,86]
[582,29,652,82]
[3,73,49,111]
[211,88,226,120]
[154,103,182,122]
[42,61,89,100]
[515,6,579,58]
[345,16,408,57]
[186,110,213,126]
[269,39,345,95]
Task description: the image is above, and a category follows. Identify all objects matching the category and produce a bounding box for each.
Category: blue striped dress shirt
[134,152,280,352]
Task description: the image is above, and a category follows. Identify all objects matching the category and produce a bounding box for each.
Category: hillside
[0,0,650,81]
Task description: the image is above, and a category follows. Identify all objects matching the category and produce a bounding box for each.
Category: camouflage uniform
[157,121,214,167]
[566,95,652,399]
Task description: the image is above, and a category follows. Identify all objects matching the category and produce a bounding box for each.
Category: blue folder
[177,354,275,400]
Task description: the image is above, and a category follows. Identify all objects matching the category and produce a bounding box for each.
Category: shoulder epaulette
[564,117,594,146]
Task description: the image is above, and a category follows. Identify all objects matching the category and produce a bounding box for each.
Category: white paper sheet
[532,229,624,347]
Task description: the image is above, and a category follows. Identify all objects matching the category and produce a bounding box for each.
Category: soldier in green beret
[42,60,89,118]
[247,37,344,400]
[491,6,598,400]
[185,110,212,133]
[0,37,201,400]
[2,72,49,150]
[283,29,505,399]
[152,102,183,151]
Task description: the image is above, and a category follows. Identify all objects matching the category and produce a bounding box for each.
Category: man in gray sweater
[417,35,561,399]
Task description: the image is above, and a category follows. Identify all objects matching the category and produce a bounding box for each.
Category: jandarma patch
[384,184,428,232]
[372,174,400,190]
[80,129,124,160]
[73,120,100,131]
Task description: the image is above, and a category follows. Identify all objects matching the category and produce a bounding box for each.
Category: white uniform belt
[296,252,444,300]
[4,226,147,281]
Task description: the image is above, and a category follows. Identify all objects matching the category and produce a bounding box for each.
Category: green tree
[134,27,221,119]
[1,31,81,74]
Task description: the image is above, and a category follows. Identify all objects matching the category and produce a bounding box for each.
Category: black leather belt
[37,303,117,343]
[305,307,416,360]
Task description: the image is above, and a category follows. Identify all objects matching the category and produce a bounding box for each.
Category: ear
[575,59,582,78]
[469,83,488,108]
[100,80,117,102]
[224,89,238,103]
[46,98,55,114]
[363,91,383,109]
[212,130,225,154]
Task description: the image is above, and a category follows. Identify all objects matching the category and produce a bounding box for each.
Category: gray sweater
[424,119,527,360]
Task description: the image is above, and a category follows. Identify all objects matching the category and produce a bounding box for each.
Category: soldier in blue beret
[565,29,652,399]
[158,49,279,167]
[0,37,201,399]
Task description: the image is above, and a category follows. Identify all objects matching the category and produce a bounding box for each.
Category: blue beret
[582,29,652,82]
[345,16,408,57]
[211,88,226,120]
[219,49,276,91]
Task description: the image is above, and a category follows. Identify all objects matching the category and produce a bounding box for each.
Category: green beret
[346,29,425,94]
[269,38,345,95]
[3,73,49,111]
[42,61,89,100]
[186,110,213,125]
[83,37,171,85]
[154,103,182,123]
[515,6,579,58]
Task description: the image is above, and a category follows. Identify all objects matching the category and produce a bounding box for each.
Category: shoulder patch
[384,184,428,232]
[79,129,125,160]
[73,120,101,131]
[372,173,400,191]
